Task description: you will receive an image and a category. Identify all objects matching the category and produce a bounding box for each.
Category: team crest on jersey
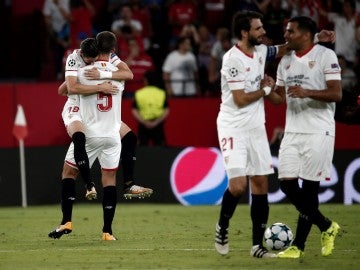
[308,61,316,69]
[68,59,76,67]
[259,57,263,65]
[101,63,106,67]
[229,67,238,77]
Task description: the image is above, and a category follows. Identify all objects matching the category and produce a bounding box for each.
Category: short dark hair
[288,16,317,39]
[96,31,117,54]
[80,38,99,58]
[232,11,263,40]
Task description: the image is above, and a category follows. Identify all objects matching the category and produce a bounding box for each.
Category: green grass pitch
[0,203,359,269]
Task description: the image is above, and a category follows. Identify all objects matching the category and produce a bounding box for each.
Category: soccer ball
[264,222,293,250]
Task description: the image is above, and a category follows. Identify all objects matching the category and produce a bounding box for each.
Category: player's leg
[215,176,245,255]
[101,170,118,241]
[300,134,339,256]
[48,163,78,239]
[62,97,96,199]
[215,128,247,255]
[67,121,96,199]
[249,176,276,258]
[120,122,153,199]
[99,137,120,241]
[247,126,276,258]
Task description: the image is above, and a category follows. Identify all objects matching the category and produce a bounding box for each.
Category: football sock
[102,186,117,234]
[121,131,137,190]
[292,214,312,251]
[60,178,76,224]
[280,180,303,211]
[301,180,332,231]
[219,188,240,229]
[72,132,91,187]
[251,194,269,246]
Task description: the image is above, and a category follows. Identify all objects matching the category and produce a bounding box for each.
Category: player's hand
[84,67,100,80]
[260,74,275,95]
[287,85,308,98]
[98,81,119,94]
[318,30,336,43]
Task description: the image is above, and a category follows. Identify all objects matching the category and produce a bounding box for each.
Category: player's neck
[97,53,111,61]
[295,43,314,57]
[236,41,254,57]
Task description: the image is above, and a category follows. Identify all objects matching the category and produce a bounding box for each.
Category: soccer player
[214,11,336,258]
[267,16,341,259]
[59,32,153,200]
[49,32,123,240]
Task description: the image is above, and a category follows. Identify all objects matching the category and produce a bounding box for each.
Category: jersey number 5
[97,93,113,112]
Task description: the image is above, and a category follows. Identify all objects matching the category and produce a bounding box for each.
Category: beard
[248,35,261,46]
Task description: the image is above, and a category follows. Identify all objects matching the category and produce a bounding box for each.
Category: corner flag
[12,104,28,207]
[12,105,28,140]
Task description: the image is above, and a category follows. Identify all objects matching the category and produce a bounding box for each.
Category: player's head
[144,71,162,87]
[96,31,117,54]
[232,11,266,46]
[284,16,317,51]
[80,38,99,64]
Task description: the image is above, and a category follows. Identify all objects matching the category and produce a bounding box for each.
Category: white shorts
[61,95,82,127]
[65,136,121,170]
[278,132,334,181]
[217,125,274,179]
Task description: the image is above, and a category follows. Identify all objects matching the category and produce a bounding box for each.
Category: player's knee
[62,163,79,179]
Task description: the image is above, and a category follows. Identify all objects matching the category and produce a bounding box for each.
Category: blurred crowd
[40,0,360,121]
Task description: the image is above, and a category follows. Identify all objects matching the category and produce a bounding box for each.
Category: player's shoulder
[312,44,338,60]
[66,49,85,69]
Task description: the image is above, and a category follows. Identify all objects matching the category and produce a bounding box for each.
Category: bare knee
[62,163,79,179]
[228,177,247,197]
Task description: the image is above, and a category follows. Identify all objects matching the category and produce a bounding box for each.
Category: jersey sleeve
[65,50,81,77]
[110,53,122,67]
[322,50,342,81]
[221,56,245,91]
[275,56,287,87]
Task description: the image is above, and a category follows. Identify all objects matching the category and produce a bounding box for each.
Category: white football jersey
[217,44,268,129]
[276,44,341,135]
[77,61,124,138]
[65,49,122,78]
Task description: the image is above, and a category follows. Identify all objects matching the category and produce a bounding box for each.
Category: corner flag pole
[12,105,29,208]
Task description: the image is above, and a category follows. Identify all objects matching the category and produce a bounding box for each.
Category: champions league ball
[264,222,294,250]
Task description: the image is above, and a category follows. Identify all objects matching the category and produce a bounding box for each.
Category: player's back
[78,61,123,138]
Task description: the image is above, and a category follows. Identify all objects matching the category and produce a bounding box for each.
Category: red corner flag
[12,105,28,141]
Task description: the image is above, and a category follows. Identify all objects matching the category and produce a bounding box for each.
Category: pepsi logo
[170,147,228,205]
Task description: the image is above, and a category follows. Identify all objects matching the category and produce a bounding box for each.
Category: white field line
[0,248,357,253]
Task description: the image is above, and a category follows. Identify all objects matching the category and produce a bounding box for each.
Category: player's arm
[266,85,286,104]
[287,80,342,102]
[58,81,68,96]
[232,76,273,107]
[84,61,134,81]
[66,75,118,95]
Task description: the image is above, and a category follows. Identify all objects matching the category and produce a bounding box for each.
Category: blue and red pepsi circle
[170,147,228,205]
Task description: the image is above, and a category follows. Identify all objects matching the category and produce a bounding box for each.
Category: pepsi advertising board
[0,146,359,206]
[155,147,359,206]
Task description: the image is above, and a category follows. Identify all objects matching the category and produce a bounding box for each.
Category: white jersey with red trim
[217,44,268,130]
[77,61,124,138]
[65,49,122,78]
[276,44,341,135]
